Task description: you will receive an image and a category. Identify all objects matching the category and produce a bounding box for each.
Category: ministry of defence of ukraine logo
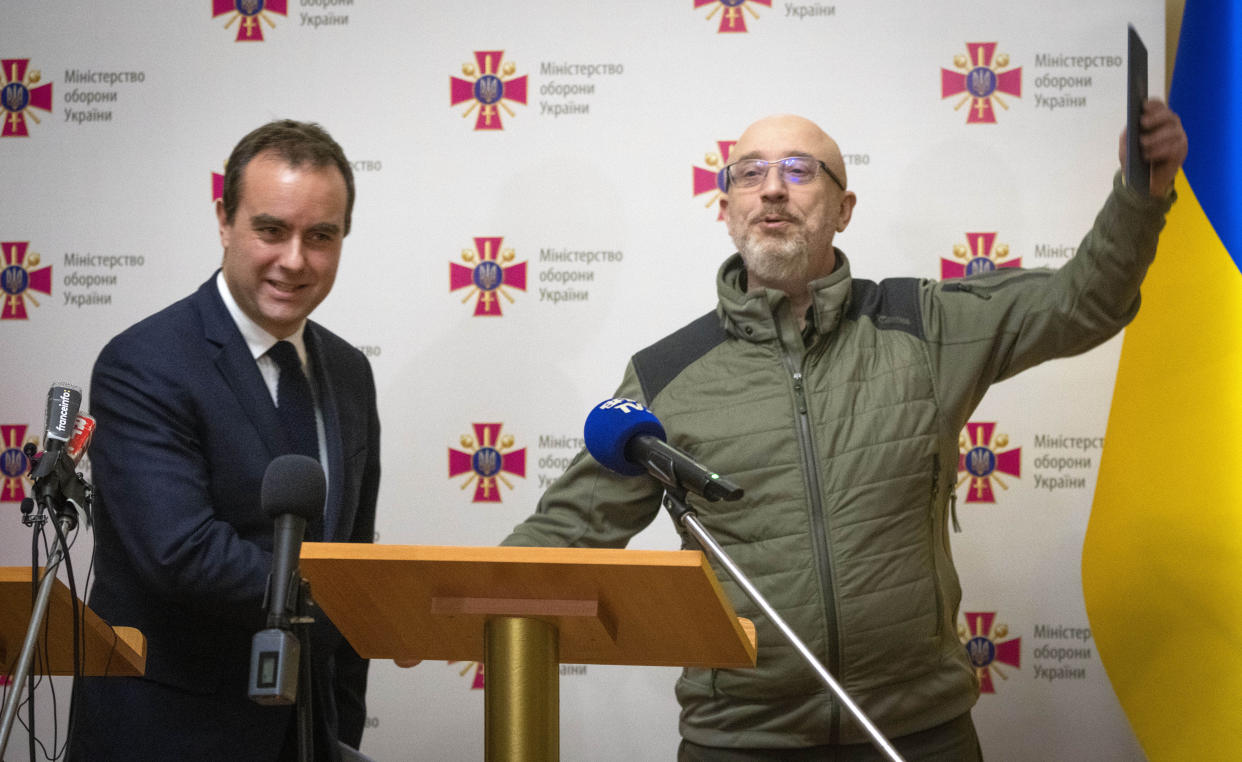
[957,421,1021,504]
[692,140,736,221]
[1,425,36,503]
[960,611,1021,694]
[940,43,1022,124]
[450,237,527,316]
[2,242,53,320]
[213,0,288,42]
[447,423,526,503]
[695,0,771,33]
[448,661,485,690]
[449,51,528,131]
[940,232,1021,280]
[2,58,53,137]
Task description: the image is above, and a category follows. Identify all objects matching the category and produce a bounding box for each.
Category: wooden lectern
[299,544,757,761]
[0,566,146,676]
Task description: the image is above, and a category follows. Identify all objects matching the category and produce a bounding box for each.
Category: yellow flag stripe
[1083,170,1242,759]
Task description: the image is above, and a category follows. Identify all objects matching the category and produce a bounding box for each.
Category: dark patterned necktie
[268,340,319,461]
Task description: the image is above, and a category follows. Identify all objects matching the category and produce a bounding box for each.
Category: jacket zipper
[929,455,946,636]
[783,353,842,743]
[943,269,1049,297]
[930,451,960,532]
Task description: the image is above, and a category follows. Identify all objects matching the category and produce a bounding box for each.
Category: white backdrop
[1,1,1162,759]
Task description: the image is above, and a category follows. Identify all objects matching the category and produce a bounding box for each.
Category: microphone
[31,384,82,480]
[261,454,324,629]
[249,454,324,706]
[584,398,743,502]
[26,385,93,530]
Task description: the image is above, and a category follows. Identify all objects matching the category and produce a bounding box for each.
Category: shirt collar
[215,270,307,364]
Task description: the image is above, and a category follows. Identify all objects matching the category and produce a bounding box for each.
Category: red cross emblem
[957,422,1021,503]
[450,51,529,131]
[1,425,35,503]
[448,423,526,503]
[2,242,53,320]
[960,611,1021,694]
[450,237,527,316]
[694,0,772,33]
[692,140,736,221]
[448,661,486,690]
[941,233,1022,280]
[941,43,1022,124]
[1,59,53,137]
[212,0,288,42]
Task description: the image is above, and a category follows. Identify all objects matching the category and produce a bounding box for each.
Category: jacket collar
[715,250,853,342]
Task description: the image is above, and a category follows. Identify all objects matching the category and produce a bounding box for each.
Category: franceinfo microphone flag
[584,398,742,502]
[249,454,324,706]
[32,383,82,480]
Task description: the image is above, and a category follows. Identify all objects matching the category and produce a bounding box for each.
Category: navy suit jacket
[71,274,380,761]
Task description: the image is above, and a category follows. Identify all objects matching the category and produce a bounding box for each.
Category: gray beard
[730,225,811,286]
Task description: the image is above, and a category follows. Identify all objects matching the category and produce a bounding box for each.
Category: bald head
[732,114,848,190]
[720,114,857,310]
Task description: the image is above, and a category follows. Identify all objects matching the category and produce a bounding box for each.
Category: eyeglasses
[724,156,846,191]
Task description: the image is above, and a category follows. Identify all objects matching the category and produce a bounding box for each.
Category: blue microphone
[584,398,743,502]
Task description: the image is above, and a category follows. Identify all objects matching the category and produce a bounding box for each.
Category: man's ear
[215,199,230,247]
[835,191,857,233]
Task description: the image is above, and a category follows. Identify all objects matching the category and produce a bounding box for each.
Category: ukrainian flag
[1083,2,1242,758]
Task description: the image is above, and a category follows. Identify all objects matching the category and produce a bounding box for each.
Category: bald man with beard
[504,106,1186,760]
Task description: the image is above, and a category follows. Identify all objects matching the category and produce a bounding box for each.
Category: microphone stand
[0,460,87,759]
[661,488,905,762]
[294,578,314,762]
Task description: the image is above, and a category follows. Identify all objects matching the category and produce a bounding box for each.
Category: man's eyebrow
[249,213,287,228]
[307,221,342,235]
[248,215,341,235]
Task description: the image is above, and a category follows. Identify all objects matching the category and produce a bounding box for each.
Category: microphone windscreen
[261,454,325,521]
[45,383,83,443]
[584,398,666,476]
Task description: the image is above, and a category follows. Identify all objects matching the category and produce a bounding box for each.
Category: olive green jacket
[503,174,1172,748]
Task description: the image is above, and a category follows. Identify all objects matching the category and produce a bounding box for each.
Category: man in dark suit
[70,120,380,761]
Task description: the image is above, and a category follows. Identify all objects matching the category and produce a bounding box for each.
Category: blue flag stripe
[1169,0,1242,272]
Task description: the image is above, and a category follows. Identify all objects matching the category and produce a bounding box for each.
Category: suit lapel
[193,276,287,464]
[305,324,346,540]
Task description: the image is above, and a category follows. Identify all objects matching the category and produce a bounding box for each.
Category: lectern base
[484,616,559,762]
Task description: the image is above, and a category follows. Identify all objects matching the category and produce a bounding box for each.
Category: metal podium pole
[484,615,559,761]
[662,490,906,762]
